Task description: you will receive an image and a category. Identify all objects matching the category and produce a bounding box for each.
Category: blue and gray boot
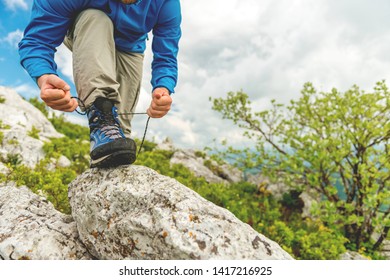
[87,98,136,168]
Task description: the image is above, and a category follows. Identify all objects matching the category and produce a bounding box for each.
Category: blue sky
[1,0,390,149]
[0,1,34,94]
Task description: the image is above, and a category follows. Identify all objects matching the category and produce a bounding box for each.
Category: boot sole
[90,138,136,160]
[90,150,136,168]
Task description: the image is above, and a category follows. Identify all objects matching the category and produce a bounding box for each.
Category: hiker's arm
[18,0,77,82]
[151,0,181,95]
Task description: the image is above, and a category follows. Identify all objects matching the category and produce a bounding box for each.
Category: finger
[41,88,67,102]
[153,87,170,96]
[153,92,162,99]
[45,93,72,106]
[147,104,170,118]
[46,75,70,91]
[147,109,167,118]
[60,98,79,112]
[150,102,171,112]
[153,95,172,106]
[49,99,77,112]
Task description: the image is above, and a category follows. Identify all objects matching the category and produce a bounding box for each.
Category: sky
[1,0,390,150]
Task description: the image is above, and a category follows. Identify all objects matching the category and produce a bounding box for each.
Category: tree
[211,81,390,252]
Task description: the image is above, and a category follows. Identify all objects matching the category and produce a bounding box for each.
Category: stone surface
[170,149,243,184]
[170,150,226,184]
[340,251,369,260]
[0,87,63,168]
[381,240,390,259]
[371,232,390,259]
[157,137,175,151]
[46,155,72,171]
[0,183,91,260]
[248,174,292,200]
[0,162,9,176]
[69,165,293,260]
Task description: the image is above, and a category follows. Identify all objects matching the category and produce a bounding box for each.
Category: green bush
[2,160,75,214]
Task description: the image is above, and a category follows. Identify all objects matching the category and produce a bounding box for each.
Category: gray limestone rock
[157,137,175,151]
[69,165,293,260]
[340,251,369,260]
[170,150,243,184]
[0,87,63,168]
[0,162,9,176]
[0,183,91,260]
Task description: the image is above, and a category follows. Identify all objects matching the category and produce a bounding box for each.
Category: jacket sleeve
[18,0,76,82]
[151,0,182,94]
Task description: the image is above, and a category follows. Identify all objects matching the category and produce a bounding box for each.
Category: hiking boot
[87,97,136,168]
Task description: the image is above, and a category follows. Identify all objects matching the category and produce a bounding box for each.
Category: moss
[27,126,40,140]
[7,139,19,146]
[0,120,11,129]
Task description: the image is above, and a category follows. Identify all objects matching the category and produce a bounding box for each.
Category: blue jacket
[18,0,181,93]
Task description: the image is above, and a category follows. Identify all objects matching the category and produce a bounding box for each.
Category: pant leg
[63,9,120,110]
[115,51,144,137]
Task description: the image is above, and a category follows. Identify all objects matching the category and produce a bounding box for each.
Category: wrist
[37,74,51,88]
[153,87,170,95]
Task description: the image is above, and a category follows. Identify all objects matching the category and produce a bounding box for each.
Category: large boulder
[0,183,91,260]
[69,165,293,260]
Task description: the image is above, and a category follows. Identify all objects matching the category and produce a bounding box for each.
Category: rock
[251,174,291,200]
[69,165,293,260]
[371,232,390,259]
[57,155,72,168]
[171,150,226,184]
[157,137,175,151]
[0,87,63,168]
[219,162,243,183]
[0,183,91,260]
[381,240,390,259]
[0,87,62,140]
[170,150,243,184]
[47,155,72,171]
[0,162,9,176]
[340,251,369,260]
[299,189,321,218]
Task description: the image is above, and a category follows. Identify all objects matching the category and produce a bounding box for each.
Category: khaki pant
[63,9,144,138]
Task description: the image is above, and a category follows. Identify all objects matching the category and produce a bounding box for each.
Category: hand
[147,87,172,118]
[37,74,78,112]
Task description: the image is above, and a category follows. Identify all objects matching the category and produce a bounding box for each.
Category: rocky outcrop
[68,165,293,260]
[0,183,91,260]
[170,149,242,184]
[0,87,63,168]
[170,150,227,184]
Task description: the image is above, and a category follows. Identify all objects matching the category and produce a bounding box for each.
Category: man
[19,0,181,168]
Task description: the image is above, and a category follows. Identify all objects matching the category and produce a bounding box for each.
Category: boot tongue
[94,98,113,113]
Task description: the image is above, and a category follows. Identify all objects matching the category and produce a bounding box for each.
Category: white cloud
[3,0,28,11]
[1,29,23,48]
